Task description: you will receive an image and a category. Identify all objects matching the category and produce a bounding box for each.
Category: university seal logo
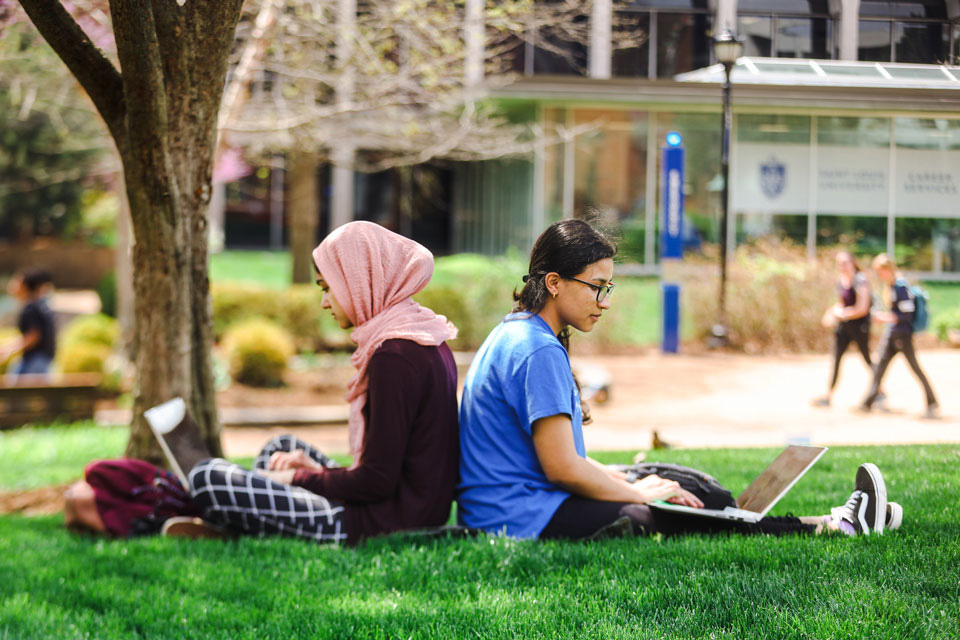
[759,157,786,199]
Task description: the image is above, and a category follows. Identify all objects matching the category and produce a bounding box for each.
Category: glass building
[453,0,960,280]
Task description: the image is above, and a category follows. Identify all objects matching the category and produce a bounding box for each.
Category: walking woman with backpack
[457,220,900,541]
[859,253,939,419]
[812,251,882,408]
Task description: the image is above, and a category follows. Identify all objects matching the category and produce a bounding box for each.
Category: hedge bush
[683,241,838,353]
[221,317,295,387]
[57,342,113,375]
[56,314,118,376]
[0,327,19,374]
[931,306,960,344]
[211,283,347,351]
[59,313,118,349]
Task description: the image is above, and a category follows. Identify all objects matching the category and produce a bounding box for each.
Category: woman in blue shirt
[458,220,897,540]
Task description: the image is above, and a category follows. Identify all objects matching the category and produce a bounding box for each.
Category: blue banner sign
[661,132,684,353]
[661,134,685,260]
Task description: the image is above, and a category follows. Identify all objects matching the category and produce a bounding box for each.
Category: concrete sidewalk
[217,348,957,457]
[582,348,958,452]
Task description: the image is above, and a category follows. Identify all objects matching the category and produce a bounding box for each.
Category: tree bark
[289,150,321,284]
[20,0,244,463]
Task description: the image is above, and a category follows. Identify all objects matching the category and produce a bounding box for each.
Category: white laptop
[649,445,828,523]
[144,397,211,488]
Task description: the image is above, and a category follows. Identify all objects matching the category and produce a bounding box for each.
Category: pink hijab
[312,221,458,460]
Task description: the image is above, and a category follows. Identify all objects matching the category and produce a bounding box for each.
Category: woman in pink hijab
[185,221,460,545]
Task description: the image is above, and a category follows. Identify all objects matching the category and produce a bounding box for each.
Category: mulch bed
[0,485,68,517]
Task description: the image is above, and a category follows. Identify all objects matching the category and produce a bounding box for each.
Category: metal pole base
[707,323,729,349]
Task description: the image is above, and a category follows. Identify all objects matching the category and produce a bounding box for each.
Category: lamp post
[710,29,743,348]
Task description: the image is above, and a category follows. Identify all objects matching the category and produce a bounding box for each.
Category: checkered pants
[188,435,347,544]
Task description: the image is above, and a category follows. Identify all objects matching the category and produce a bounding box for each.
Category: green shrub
[0,327,20,374]
[221,317,294,386]
[211,283,282,340]
[59,313,118,349]
[57,341,112,374]
[683,240,838,353]
[95,272,117,318]
[931,306,960,344]
[414,285,474,351]
[212,283,348,350]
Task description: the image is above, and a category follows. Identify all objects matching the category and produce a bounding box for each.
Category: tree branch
[18,0,126,147]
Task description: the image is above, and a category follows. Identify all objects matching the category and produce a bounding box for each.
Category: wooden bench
[0,374,104,429]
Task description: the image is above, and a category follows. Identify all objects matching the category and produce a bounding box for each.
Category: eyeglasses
[566,277,615,303]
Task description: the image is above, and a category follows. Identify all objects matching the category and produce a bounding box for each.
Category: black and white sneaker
[856,463,888,535]
[831,490,872,536]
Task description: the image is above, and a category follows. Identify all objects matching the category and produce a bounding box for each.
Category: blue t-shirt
[457,313,585,538]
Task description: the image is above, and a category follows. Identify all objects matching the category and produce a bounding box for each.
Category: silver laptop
[144,397,211,488]
[649,445,828,523]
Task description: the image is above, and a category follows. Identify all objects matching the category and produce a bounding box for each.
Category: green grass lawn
[2,431,958,639]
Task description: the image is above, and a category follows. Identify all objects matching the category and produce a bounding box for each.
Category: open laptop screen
[737,445,827,516]
[144,397,211,488]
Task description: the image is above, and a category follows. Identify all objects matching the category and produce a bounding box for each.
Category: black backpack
[610,462,736,510]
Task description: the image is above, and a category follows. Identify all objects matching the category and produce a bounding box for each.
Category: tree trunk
[289,150,320,284]
[18,0,244,464]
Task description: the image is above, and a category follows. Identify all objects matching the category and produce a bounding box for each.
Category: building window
[612,3,711,79]
[738,15,773,57]
[893,21,947,63]
[738,1,833,60]
[859,1,949,63]
[657,12,712,76]
[775,18,832,58]
[573,110,650,262]
[859,20,894,61]
[611,12,651,77]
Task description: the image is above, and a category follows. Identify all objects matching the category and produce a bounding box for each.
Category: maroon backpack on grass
[85,459,201,537]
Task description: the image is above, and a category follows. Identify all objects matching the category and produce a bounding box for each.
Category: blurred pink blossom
[213,147,252,184]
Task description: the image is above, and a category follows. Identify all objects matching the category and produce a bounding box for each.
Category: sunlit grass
[2,441,958,639]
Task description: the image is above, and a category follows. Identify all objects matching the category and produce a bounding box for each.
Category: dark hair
[514,219,617,322]
[513,219,617,424]
[19,269,53,293]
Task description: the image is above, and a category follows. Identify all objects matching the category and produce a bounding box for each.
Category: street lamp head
[713,29,743,66]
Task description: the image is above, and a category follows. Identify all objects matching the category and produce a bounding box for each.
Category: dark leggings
[863,330,937,408]
[539,496,815,540]
[830,319,872,391]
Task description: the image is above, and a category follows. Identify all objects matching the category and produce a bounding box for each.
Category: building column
[465,0,484,88]
[837,0,860,60]
[589,0,612,78]
[331,0,357,230]
[714,0,737,36]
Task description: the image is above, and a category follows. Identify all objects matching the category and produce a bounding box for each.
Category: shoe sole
[856,463,887,535]
[161,516,229,540]
[886,502,903,530]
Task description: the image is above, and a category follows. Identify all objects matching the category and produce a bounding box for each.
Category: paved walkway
[221,348,958,457]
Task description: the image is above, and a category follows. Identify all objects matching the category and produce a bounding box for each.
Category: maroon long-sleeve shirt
[292,339,459,543]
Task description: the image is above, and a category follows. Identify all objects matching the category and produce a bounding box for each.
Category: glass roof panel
[752,61,818,74]
[675,57,960,89]
[818,63,885,77]
[883,65,954,81]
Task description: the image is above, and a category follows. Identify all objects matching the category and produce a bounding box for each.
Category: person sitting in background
[860,254,939,419]
[2,269,56,381]
[184,221,460,545]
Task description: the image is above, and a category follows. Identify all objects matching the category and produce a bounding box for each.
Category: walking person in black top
[813,251,881,408]
[2,269,56,381]
[860,254,939,419]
